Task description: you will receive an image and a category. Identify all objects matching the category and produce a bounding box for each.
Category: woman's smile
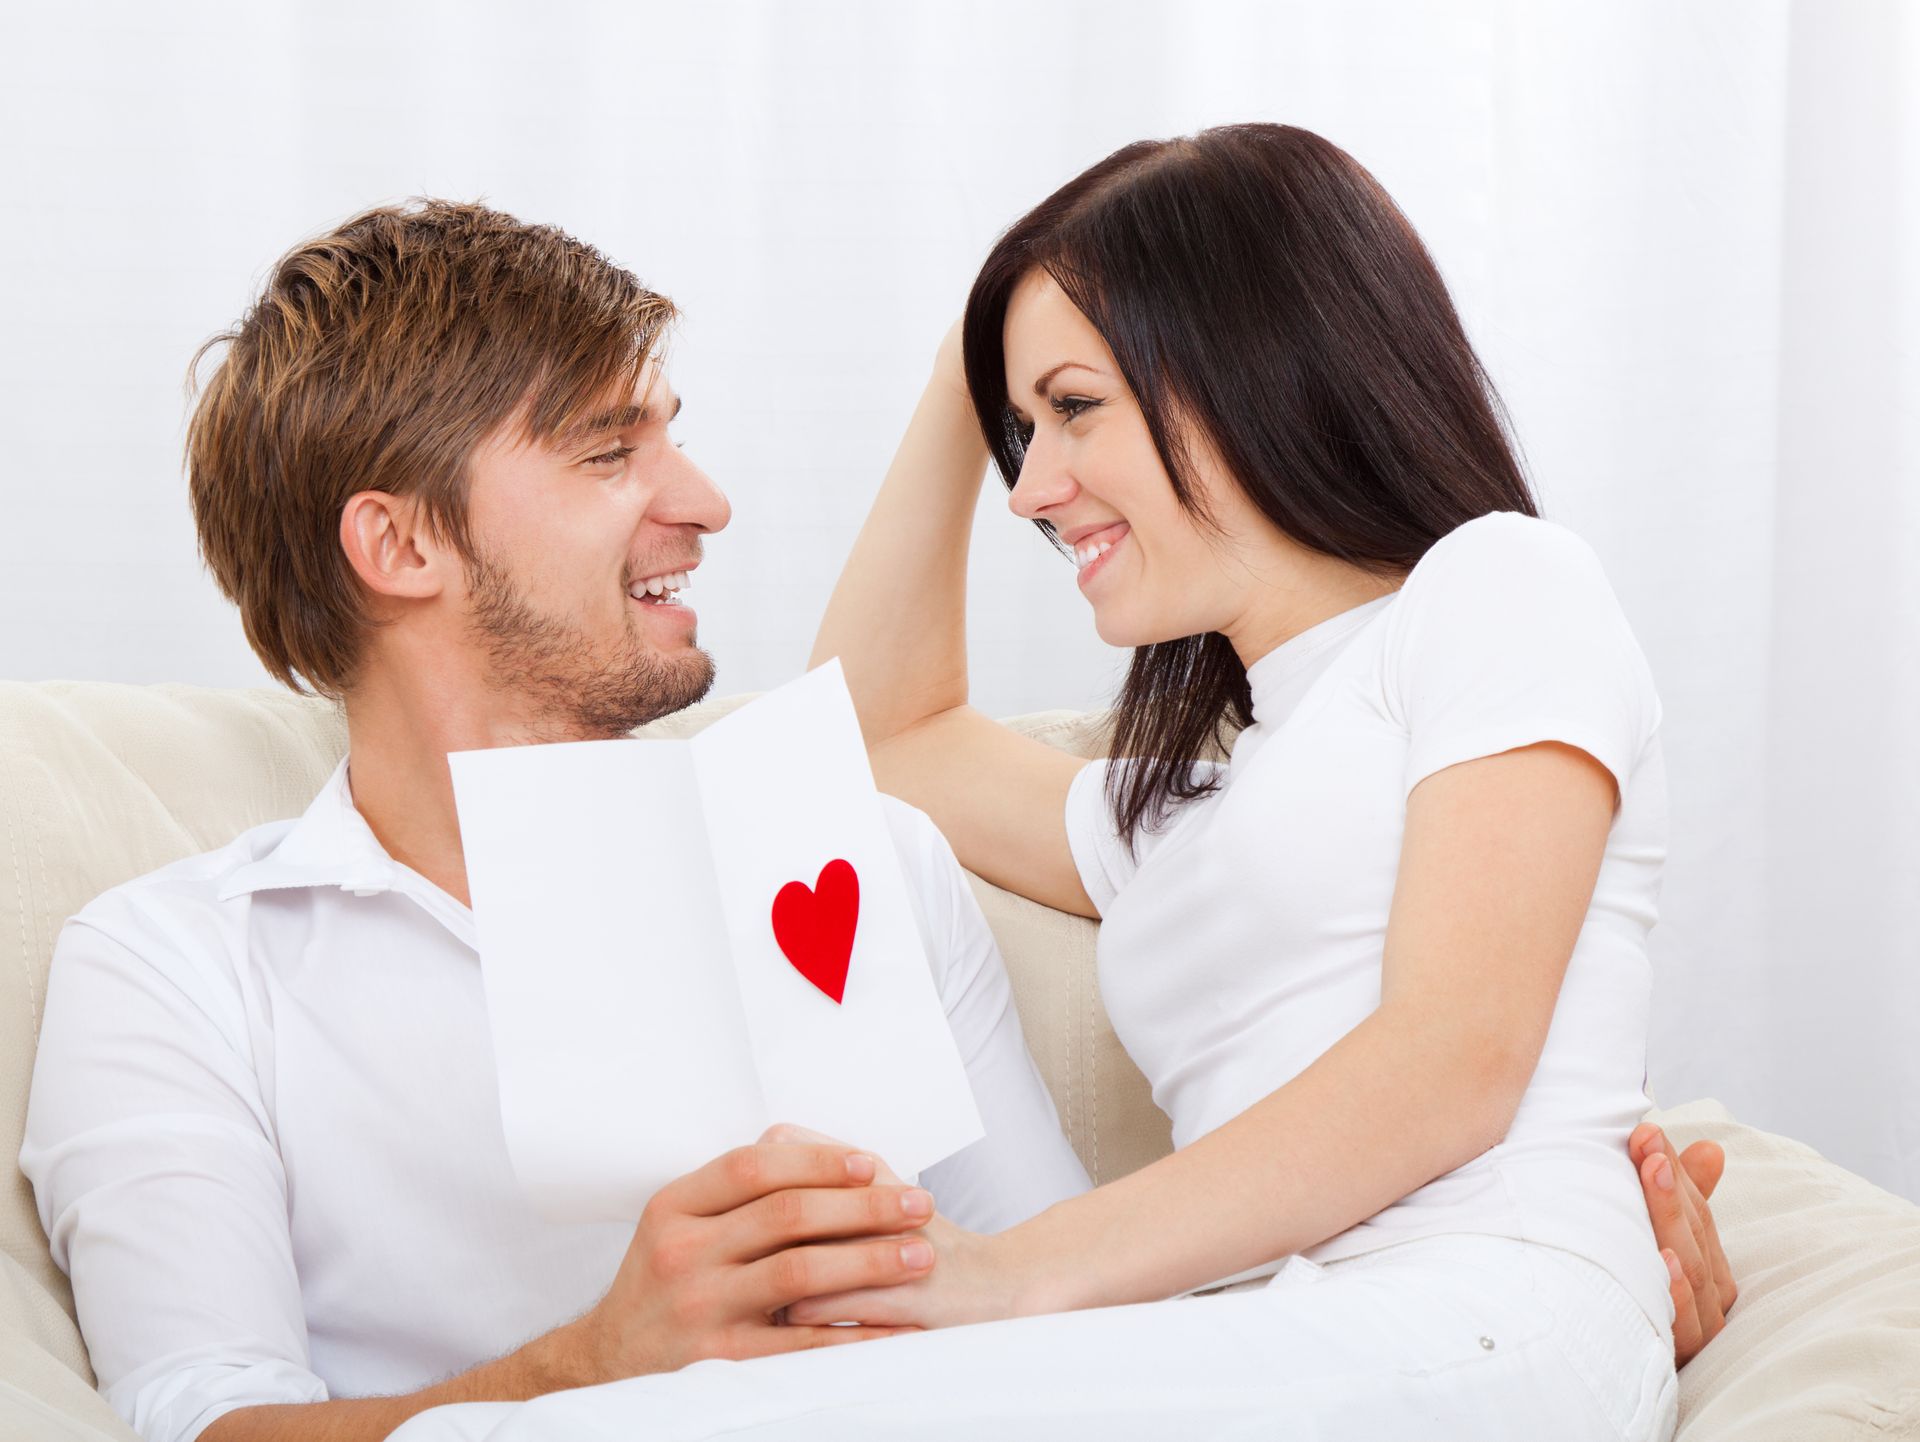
[1070,521,1130,591]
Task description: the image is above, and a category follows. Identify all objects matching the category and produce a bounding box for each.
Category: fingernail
[900,1240,933,1269]
[901,1188,933,1218]
[1653,1154,1675,1192]
[845,1152,876,1182]
[1665,1249,1684,1283]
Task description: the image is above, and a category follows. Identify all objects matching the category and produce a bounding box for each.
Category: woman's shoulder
[1412,510,1605,581]
[1393,511,1618,627]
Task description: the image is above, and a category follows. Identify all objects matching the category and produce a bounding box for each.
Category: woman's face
[1001,271,1296,651]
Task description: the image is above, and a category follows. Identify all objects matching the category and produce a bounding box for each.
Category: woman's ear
[339,490,452,602]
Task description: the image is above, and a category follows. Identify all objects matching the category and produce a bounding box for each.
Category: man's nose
[656,448,732,535]
[1007,434,1077,521]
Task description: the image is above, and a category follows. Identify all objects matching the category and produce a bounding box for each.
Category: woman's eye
[1050,395,1099,421]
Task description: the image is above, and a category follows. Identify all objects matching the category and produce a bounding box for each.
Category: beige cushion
[1648,1099,1920,1439]
[1,681,1915,1441]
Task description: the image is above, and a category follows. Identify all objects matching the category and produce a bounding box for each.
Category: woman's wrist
[991,1206,1095,1319]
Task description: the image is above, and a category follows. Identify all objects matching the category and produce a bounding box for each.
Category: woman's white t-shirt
[1062,512,1670,1329]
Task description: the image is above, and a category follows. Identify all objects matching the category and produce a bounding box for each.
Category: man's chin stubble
[465,556,718,739]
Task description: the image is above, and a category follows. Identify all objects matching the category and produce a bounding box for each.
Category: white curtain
[2,0,1915,1197]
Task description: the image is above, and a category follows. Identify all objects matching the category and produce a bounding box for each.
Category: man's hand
[1632,1122,1737,1365]
[567,1138,939,1381]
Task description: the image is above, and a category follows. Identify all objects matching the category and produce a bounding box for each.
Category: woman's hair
[961,123,1538,843]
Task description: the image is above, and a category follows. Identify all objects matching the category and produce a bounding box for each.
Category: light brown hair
[186,199,676,697]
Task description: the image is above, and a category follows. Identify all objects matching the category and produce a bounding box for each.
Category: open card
[447,660,984,1221]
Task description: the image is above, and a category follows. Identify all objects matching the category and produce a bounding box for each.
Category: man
[19,201,1733,1442]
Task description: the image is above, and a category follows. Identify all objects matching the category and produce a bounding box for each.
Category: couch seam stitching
[2,769,38,1036]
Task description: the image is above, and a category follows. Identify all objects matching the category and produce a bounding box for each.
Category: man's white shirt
[20,760,1090,1442]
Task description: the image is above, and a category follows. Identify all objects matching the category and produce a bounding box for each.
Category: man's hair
[186,199,676,697]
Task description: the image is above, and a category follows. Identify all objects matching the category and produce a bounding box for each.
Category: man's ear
[339,491,455,603]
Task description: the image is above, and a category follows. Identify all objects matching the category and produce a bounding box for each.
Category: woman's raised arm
[810,325,1095,916]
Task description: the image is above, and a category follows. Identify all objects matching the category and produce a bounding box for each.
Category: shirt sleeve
[881,798,1092,1232]
[1062,758,1226,916]
[1385,513,1662,799]
[19,911,329,1442]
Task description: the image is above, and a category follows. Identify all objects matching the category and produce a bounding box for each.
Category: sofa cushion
[1655,1099,1920,1439]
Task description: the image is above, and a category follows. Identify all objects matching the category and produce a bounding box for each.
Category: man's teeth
[1074,540,1115,570]
[630,570,691,601]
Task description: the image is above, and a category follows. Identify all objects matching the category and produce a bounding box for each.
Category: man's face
[455,365,732,739]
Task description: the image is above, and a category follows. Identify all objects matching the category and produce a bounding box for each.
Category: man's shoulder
[65,816,300,963]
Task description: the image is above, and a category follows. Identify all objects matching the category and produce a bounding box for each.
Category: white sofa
[2,680,1917,1440]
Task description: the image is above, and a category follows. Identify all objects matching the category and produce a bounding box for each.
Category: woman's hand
[760,1124,1032,1332]
[1632,1122,1737,1364]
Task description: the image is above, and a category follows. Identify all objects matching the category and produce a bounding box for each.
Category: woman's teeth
[629,570,690,603]
[1073,540,1115,571]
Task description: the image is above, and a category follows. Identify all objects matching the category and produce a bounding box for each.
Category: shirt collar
[1244,592,1397,728]
[215,759,477,946]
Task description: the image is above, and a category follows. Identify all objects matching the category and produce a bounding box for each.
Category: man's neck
[341,666,598,909]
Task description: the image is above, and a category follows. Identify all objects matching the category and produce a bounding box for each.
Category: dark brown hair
[962,124,1537,842]
[186,199,675,697]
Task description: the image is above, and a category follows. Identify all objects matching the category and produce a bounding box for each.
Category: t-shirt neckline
[1244,592,1398,725]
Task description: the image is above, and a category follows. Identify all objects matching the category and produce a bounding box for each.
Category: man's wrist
[528,1310,609,1392]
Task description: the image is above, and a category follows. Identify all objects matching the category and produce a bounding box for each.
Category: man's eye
[586,444,635,467]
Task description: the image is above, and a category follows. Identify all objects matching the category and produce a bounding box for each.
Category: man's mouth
[628,569,691,606]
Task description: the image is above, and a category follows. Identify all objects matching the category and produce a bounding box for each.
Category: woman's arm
[787,739,1616,1322]
[811,325,1094,916]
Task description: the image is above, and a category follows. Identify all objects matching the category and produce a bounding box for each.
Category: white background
[3,1,1915,1198]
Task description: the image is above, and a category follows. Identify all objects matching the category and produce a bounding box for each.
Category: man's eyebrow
[1031,361,1103,397]
[565,394,683,442]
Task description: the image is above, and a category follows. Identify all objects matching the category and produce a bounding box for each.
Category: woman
[793,124,1692,1438]
[410,124,1731,1442]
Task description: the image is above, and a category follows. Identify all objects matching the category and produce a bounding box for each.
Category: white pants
[389,1236,1678,1442]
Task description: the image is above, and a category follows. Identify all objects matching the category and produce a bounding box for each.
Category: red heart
[771,859,859,1004]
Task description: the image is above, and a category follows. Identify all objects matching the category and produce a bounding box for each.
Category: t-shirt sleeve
[1062,757,1225,916]
[880,797,1091,1231]
[19,912,329,1442]
[1385,513,1661,799]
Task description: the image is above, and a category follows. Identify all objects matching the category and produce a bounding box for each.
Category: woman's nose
[1007,439,1077,521]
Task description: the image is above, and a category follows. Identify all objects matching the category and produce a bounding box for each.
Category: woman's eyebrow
[1031,361,1104,396]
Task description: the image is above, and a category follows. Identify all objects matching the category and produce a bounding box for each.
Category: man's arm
[1634,1121,1736,1364]
[203,1140,934,1442]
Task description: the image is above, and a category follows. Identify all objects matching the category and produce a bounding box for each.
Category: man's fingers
[1641,1150,1724,1334]
[737,1235,935,1315]
[1677,1140,1737,1309]
[1665,1247,1704,1366]
[657,1143,878,1218]
[1654,1131,1727,1316]
[726,1184,936,1262]
[1679,1139,1726,1202]
[784,1286,914,1327]
[762,1123,907,1186]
